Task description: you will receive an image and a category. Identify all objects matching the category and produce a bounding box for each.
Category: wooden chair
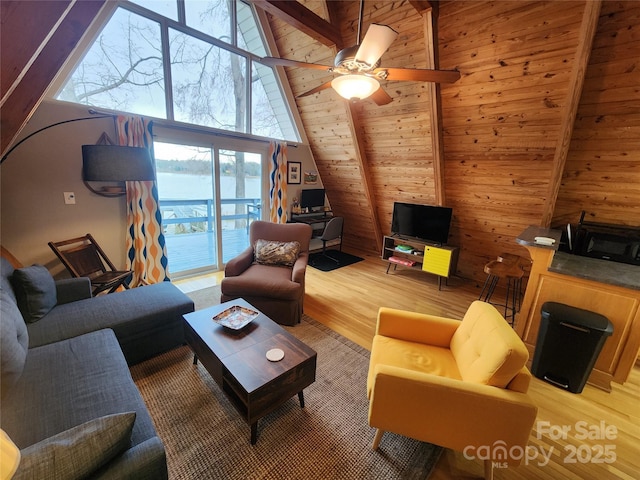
[478,253,531,325]
[48,234,131,295]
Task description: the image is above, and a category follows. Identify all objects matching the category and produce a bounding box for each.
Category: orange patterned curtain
[117,115,170,285]
[269,141,288,223]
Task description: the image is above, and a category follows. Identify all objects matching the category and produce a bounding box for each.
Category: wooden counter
[515,227,640,392]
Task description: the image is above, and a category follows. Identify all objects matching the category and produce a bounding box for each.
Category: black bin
[531,302,613,393]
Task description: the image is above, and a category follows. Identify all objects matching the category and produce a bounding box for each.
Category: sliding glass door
[154,140,263,277]
[155,142,218,275]
[219,150,262,263]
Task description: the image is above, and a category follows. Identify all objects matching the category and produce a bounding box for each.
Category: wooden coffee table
[183,298,317,444]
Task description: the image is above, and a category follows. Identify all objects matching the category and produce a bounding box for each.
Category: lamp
[82,145,155,197]
[331,74,380,101]
[0,429,20,480]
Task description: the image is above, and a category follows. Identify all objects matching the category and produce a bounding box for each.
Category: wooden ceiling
[0,0,106,158]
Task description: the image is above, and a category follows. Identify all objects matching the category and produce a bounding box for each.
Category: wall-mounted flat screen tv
[391,202,453,245]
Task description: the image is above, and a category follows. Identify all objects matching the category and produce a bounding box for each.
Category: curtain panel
[269,141,288,223]
[117,115,170,285]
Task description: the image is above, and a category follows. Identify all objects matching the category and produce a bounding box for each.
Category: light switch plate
[64,192,76,205]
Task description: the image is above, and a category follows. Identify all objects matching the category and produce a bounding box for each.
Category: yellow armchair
[367,301,537,479]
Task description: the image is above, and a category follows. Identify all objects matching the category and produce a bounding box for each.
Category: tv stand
[393,233,444,247]
[382,235,459,290]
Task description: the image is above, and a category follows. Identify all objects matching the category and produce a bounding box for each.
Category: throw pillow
[14,412,136,480]
[254,239,300,267]
[10,265,57,323]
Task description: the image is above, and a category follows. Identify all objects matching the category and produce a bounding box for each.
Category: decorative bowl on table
[212,305,259,330]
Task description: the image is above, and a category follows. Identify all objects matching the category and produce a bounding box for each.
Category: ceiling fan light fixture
[331,74,380,101]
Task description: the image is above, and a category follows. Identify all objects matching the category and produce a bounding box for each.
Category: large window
[57,8,166,118]
[56,0,299,142]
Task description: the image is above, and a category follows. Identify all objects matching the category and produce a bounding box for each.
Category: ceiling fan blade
[297,81,334,98]
[370,87,393,106]
[261,57,331,71]
[378,67,461,83]
[355,24,398,67]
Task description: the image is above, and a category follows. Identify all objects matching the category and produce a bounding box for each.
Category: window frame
[50,0,300,142]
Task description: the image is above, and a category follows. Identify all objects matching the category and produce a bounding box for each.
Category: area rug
[131,291,442,479]
[308,251,364,272]
[185,285,222,311]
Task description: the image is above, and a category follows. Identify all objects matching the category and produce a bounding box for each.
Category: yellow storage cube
[422,246,453,277]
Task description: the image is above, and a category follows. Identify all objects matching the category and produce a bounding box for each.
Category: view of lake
[157,172,262,200]
[157,172,261,272]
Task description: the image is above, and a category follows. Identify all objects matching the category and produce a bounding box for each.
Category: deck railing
[159,198,262,274]
[159,198,261,234]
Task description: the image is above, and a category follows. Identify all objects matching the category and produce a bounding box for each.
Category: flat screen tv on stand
[391,202,453,246]
[300,188,325,212]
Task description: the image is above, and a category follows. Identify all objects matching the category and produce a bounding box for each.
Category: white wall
[1,100,319,274]
[1,101,126,276]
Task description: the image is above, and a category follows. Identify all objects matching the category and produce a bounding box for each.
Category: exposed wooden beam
[347,103,383,252]
[324,0,342,28]
[248,0,343,50]
[0,0,105,158]
[541,0,602,227]
[1,1,71,100]
[422,8,447,205]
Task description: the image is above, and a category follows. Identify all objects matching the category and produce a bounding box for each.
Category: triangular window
[56,0,299,142]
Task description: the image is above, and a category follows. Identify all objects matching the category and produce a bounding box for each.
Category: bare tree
[58,2,286,231]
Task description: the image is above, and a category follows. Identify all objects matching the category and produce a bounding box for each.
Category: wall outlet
[64,192,76,205]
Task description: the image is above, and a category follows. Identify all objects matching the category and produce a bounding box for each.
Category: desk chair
[310,217,344,264]
[48,234,131,295]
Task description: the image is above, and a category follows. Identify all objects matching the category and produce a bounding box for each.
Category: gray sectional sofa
[0,256,195,478]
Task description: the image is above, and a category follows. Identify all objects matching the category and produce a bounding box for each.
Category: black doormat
[308,251,364,272]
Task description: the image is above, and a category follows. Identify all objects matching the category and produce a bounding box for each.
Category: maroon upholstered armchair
[221,220,313,326]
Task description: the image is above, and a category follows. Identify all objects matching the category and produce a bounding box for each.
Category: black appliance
[391,202,452,245]
[300,188,326,210]
[571,212,640,266]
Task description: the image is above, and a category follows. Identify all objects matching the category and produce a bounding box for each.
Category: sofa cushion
[14,412,135,480]
[367,334,462,397]
[26,282,193,365]
[10,265,57,323]
[221,264,301,300]
[0,290,29,396]
[254,239,300,267]
[450,301,529,388]
[1,330,157,450]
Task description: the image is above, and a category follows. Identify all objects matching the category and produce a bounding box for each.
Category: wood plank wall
[438,1,585,282]
[266,1,640,286]
[270,0,441,252]
[552,1,640,228]
[269,1,377,250]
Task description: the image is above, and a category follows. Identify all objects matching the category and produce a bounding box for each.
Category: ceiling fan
[260,1,460,105]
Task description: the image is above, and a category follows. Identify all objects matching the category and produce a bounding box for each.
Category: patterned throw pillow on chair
[254,239,300,267]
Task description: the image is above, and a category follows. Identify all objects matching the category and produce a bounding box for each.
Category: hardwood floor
[176,251,640,480]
